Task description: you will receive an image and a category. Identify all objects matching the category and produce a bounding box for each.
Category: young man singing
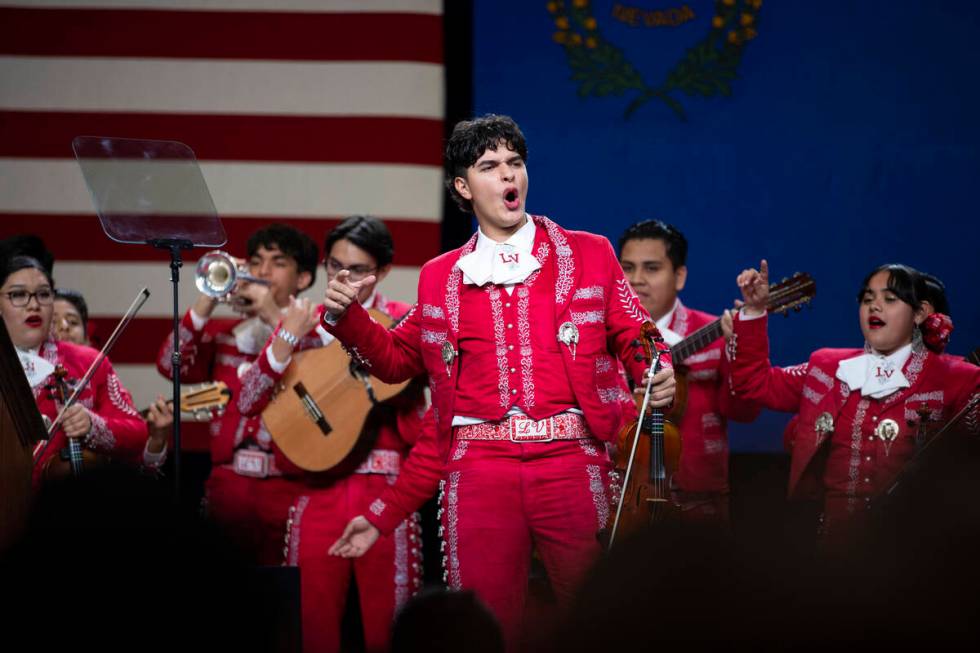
[322,115,675,646]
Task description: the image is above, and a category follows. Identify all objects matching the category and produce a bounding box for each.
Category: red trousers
[285,473,422,653]
[204,466,302,566]
[440,437,615,648]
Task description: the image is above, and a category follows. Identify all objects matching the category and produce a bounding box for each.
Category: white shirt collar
[836,343,913,399]
[653,298,683,347]
[456,216,541,287]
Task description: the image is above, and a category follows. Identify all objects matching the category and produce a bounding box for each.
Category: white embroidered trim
[539,216,574,306]
[488,288,511,407]
[422,304,445,320]
[571,310,604,326]
[688,368,719,382]
[573,285,604,301]
[517,286,535,409]
[447,233,478,334]
[107,373,140,417]
[906,390,943,404]
[784,363,808,377]
[598,386,632,404]
[684,349,722,364]
[451,440,469,461]
[217,353,249,369]
[579,440,600,457]
[421,328,447,345]
[594,355,614,374]
[846,399,870,513]
[445,471,462,590]
[159,324,194,374]
[702,412,722,428]
[85,412,115,452]
[673,302,689,337]
[802,386,825,405]
[704,438,725,454]
[809,366,835,390]
[238,364,276,415]
[370,498,386,516]
[616,278,645,324]
[285,496,309,566]
[586,464,610,529]
[394,520,410,610]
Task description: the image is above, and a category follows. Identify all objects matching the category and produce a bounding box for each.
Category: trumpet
[194,250,269,301]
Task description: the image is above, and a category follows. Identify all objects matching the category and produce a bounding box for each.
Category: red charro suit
[729,313,980,540]
[667,302,760,521]
[157,310,306,565]
[326,216,668,646]
[238,296,425,653]
[32,338,148,485]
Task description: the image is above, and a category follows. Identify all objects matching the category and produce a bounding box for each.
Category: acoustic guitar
[668,271,817,420]
[262,309,411,472]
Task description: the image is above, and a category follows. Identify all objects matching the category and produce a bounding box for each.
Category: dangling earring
[911,324,924,352]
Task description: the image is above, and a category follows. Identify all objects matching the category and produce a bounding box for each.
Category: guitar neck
[670,318,724,363]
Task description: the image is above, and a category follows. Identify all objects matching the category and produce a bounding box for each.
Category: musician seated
[619,220,760,523]
[1,256,152,484]
[50,286,171,467]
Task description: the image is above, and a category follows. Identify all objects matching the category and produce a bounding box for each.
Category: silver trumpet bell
[194,250,268,300]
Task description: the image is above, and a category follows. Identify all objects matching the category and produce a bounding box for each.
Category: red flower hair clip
[921,313,954,353]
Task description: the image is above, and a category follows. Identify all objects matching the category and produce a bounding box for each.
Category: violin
[42,364,100,480]
[607,321,682,547]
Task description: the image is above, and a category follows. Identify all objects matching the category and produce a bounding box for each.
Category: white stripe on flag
[0,57,444,118]
[55,260,421,318]
[0,159,443,220]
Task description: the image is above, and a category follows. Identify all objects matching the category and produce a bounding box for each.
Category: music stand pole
[150,238,194,503]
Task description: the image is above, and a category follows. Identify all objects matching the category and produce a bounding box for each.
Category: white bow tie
[18,349,55,389]
[457,242,541,287]
[836,352,910,399]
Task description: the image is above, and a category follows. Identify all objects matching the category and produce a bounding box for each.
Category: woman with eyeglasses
[0,255,150,484]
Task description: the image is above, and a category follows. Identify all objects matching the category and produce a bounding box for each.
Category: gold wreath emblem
[548,0,762,120]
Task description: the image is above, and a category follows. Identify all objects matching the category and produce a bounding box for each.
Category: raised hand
[323,269,377,319]
[736,259,769,317]
[328,515,380,558]
[281,296,319,337]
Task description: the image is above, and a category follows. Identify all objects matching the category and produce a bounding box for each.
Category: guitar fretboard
[670,319,724,363]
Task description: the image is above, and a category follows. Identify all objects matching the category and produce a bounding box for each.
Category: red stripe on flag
[90,317,175,365]
[0,7,442,63]
[0,111,444,164]
[0,214,442,267]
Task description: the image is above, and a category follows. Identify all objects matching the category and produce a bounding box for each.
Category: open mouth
[25,315,43,328]
[503,187,520,211]
[868,316,885,330]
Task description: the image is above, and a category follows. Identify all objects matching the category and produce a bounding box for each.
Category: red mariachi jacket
[236,297,426,476]
[32,338,148,485]
[668,302,760,494]
[729,314,980,504]
[326,216,670,533]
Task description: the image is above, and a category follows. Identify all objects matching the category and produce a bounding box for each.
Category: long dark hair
[1,255,55,289]
[856,263,921,309]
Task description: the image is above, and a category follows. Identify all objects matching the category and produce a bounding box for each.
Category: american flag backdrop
[0,0,445,445]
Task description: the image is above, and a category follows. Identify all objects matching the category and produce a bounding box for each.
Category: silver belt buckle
[233,449,269,478]
[509,415,554,443]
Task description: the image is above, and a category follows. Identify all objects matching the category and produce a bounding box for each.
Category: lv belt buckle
[234,449,270,478]
[509,415,554,443]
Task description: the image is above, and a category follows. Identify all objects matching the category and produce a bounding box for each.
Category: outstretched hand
[323,269,377,319]
[328,515,380,558]
[736,259,769,317]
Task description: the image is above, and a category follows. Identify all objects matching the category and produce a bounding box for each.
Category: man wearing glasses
[236,215,427,653]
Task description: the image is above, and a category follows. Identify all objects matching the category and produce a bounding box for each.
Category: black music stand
[72,137,226,501]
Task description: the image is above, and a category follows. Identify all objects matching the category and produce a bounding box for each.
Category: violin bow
[608,322,664,549]
[33,287,150,465]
